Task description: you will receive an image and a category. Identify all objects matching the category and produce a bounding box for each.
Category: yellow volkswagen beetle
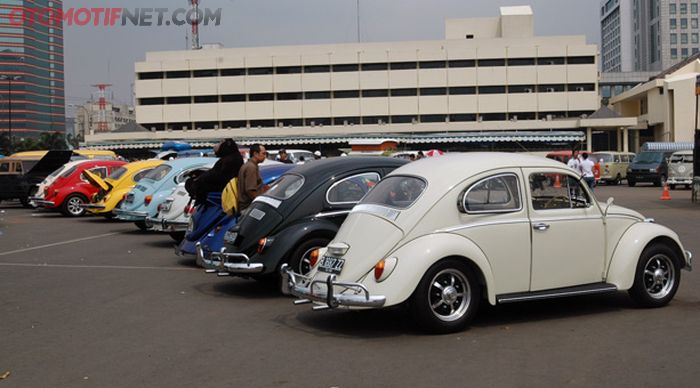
[81,159,164,218]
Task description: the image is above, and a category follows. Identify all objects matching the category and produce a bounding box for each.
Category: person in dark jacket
[186,138,244,205]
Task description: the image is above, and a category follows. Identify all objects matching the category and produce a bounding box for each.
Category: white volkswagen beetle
[283,153,693,333]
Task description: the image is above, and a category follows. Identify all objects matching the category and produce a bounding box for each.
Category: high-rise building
[0,0,65,137]
[601,0,635,72]
[603,0,700,72]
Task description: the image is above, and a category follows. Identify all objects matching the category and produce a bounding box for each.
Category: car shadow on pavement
[281,293,634,338]
[192,278,283,299]
[176,257,198,268]
[142,239,178,249]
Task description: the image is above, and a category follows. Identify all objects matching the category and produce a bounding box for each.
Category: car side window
[326,172,380,205]
[132,168,153,183]
[613,155,621,163]
[0,162,9,173]
[460,174,521,213]
[529,173,591,210]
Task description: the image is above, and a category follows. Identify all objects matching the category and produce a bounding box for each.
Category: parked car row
[4,152,693,334]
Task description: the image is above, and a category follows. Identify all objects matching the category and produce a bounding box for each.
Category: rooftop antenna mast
[190,0,201,50]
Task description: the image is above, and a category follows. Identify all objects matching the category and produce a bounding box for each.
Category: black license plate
[318,255,345,274]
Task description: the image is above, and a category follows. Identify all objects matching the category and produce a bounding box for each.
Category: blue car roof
[162,157,218,169]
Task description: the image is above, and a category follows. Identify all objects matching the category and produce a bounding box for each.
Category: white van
[667,150,694,189]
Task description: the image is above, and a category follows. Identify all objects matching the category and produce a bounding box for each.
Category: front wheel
[629,243,681,308]
[628,179,636,187]
[169,231,185,243]
[19,196,33,208]
[134,221,149,231]
[408,259,481,334]
[614,174,622,185]
[61,194,87,217]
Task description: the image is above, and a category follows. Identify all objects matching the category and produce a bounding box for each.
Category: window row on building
[140,110,596,131]
[137,56,596,80]
[670,46,699,59]
[669,17,699,29]
[669,2,699,15]
[138,83,595,106]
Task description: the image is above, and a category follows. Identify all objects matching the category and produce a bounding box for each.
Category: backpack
[221,177,239,216]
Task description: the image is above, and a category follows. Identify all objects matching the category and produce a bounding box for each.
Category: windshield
[108,166,127,180]
[670,154,693,163]
[142,165,173,181]
[265,174,304,200]
[592,153,613,163]
[360,176,426,209]
[633,152,664,164]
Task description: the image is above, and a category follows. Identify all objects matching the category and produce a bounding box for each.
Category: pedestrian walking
[580,153,596,189]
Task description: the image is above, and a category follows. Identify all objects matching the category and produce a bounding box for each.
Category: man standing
[278,149,294,164]
[567,153,580,173]
[237,144,267,211]
[579,153,596,189]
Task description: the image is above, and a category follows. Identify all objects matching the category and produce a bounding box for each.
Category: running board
[496,283,618,304]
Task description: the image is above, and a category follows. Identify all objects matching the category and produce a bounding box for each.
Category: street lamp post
[1,75,21,154]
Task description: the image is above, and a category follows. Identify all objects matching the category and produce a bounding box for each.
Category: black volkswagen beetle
[201,156,407,282]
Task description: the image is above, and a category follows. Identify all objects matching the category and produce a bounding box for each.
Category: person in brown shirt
[237,144,267,210]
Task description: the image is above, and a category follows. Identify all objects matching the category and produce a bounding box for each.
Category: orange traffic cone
[554,175,562,188]
[660,182,672,201]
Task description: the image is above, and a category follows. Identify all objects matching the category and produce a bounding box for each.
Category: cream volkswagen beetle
[282,153,693,333]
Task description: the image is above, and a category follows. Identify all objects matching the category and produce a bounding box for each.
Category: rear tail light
[184,204,196,215]
[374,260,386,281]
[374,257,398,282]
[309,249,320,268]
[257,237,275,254]
[144,195,152,205]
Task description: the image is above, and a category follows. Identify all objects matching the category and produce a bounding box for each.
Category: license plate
[319,255,345,274]
[224,231,238,244]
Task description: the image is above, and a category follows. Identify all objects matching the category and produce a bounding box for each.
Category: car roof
[161,157,218,169]
[289,156,407,179]
[671,150,694,155]
[389,152,566,184]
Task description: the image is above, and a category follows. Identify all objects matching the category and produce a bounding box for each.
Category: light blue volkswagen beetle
[114,157,217,230]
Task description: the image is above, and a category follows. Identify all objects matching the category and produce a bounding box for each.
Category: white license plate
[319,255,345,274]
[224,231,238,244]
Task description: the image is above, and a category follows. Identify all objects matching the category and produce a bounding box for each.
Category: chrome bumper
[201,244,264,275]
[684,250,693,271]
[667,178,693,185]
[32,199,55,207]
[280,264,386,310]
[80,203,106,209]
[145,217,189,231]
[114,209,148,218]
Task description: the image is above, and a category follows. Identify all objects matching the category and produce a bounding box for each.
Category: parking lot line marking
[0,232,122,257]
[0,263,197,271]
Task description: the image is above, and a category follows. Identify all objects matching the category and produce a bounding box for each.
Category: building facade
[610,54,700,145]
[0,0,65,137]
[74,102,135,138]
[601,0,635,72]
[85,6,634,151]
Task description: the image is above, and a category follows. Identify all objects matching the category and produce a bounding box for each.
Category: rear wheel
[134,221,149,231]
[288,237,330,276]
[628,179,636,187]
[61,194,87,217]
[408,259,481,334]
[19,196,32,208]
[614,174,622,185]
[629,243,681,308]
[169,231,186,243]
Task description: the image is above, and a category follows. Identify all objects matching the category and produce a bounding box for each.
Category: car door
[524,169,605,291]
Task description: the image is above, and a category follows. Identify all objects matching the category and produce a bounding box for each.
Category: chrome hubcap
[428,269,471,322]
[298,246,321,275]
[643,254,675,299]
[68,198,83,215]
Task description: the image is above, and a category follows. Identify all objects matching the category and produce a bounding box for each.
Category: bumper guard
[684,250,693,271]
[200,244,264,274]
[114,209,148,219]
[145,217,189,231]
[31,199,56,207]
[280,264,386,310]
[80,203,106,210]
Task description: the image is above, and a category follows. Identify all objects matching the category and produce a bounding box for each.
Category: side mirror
[604,197,614,218]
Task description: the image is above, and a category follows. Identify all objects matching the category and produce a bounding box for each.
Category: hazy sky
[63,0,599,110]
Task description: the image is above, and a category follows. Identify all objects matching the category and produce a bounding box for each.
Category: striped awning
[641,142,694,151]
[82,131,585,150]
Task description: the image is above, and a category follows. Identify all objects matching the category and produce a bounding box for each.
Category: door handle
[533,223,550,231]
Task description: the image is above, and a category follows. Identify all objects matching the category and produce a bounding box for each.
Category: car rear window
[264,174,304,200]
[360,176,426,209]
[142,165,172,181]
[60,166,78,178]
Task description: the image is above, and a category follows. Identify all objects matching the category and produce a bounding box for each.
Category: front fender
[606,222,686,290]
[361,233,496,306]
[255,219,339,274]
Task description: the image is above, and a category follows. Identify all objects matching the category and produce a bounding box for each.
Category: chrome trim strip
[253,196,282,209]
[314,210,351,218]
[351,204,400,221]
[497,284,618,304]
[438,218,530,233]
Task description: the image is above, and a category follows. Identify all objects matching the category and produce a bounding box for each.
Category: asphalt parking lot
[1,184,699,387]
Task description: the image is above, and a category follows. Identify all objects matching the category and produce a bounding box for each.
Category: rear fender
[362,233,496,306]
[256,220,338,274]
[606,222,686,290]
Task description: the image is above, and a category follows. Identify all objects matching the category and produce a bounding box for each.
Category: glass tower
[0,0,65,137]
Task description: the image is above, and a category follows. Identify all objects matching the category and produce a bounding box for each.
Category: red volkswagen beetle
[36,160,126,217]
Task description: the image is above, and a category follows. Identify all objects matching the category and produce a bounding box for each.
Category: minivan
[667,150,694,189]
[627,151,675,187]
